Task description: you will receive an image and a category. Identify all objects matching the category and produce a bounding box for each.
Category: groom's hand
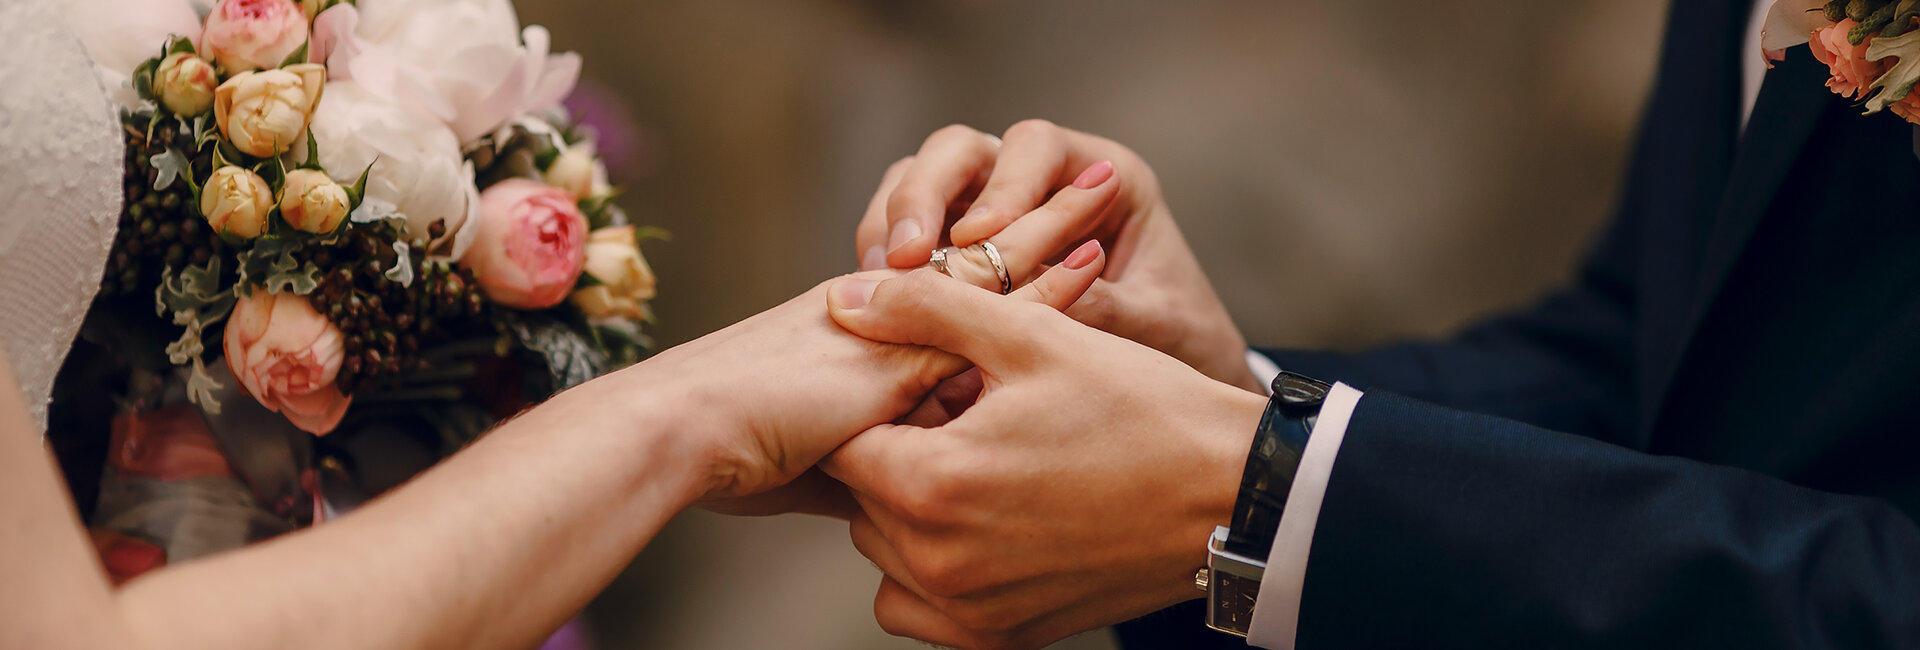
[855,120,1263,393]
[821,270,1269,650]
[662,250,1109,520]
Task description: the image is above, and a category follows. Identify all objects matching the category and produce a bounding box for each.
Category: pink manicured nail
[1062,240,1102,270]
[1072,161,1114,189]
[861,246,886,271]
[887,220,924,254]
[832,278,880,310]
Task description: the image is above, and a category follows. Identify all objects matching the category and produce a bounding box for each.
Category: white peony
[306,80,480,260]
[311,0,580,145]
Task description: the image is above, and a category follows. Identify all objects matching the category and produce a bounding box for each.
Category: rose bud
[201,166,273,238]
[214,63,325,158]
[155,53,219,117]
[569,226,657,320]
[224,287,353,435]
[544,143,609,200]
[460,179,589,310]
[279,168,351,234]
[200,0,310,73]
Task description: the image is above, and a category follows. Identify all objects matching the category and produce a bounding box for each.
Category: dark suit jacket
[1118,0,1920,646]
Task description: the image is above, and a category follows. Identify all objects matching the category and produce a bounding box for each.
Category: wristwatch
[1196,370,1330,637]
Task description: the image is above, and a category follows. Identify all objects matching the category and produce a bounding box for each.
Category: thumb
[827,242,1104,369]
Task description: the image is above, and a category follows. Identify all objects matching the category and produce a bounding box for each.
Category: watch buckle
[1202,526,1266,638]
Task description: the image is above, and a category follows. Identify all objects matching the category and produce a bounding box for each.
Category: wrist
[1169,382,1269,601]
[558,367,711,511]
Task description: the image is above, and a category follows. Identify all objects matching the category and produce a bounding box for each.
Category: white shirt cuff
[1245,382,1364,649]
[1246,350,1283,394]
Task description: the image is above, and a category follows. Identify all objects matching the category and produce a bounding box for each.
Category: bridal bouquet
[55,0,655,587]
[106,0,655,434]
[1767,0,1920,122]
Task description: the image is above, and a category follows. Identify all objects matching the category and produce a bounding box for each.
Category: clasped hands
[646,121,1270,649]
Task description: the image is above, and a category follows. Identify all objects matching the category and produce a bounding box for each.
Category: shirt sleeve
[1245,382,1365,649]
[1246,349,1283,394]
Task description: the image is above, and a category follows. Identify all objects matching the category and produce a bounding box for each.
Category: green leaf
[1852,0,1899,44]
[508,316,610,395]
[166,34,197,57]
[1865,27,1920,113]
[192,114,216,149]
[184,358,226,414]
[156,259,236,316]
[345,159,376,207]
[1881,0,1920,38]
[385,240,415,287]
[151,148,191,191]
[237,235,307,291]
[132,59,158,101]
[164,311,229,414]
[279,39,310,68]
[632,226,672,246]
[302,129,322,170]
[263,261,321,295]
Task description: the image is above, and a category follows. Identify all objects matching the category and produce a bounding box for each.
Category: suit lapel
[1645,49,1833,426]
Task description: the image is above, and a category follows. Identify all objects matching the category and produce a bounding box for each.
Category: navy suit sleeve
[1260,199,1638,442]
[1295,391,1920,649]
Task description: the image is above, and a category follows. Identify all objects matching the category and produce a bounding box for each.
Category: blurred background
[517,0,1670,647]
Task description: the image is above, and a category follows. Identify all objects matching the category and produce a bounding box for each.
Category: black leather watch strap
[1223,371,1331,560]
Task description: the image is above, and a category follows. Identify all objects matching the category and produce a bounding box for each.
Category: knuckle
[904,549,974,599]
[1003,118,1059,142]
[930,123,982,145]
[891,459,960,524]
[884,185,924,220]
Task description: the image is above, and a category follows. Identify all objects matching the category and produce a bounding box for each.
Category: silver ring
[976,241,1012,295]
[928,247,952,276]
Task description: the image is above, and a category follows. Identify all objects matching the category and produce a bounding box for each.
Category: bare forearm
[109,371,701,649]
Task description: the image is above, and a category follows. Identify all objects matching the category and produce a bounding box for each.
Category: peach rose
[1892,92,1920,125]
[155,53,219,117]
[224,288,353,435]
[569,226,656,321]
[460,179,589,309]
[214,63,326,158]
[201,166,273,238]
[1811,20,1892,100]
[201,0,310,73]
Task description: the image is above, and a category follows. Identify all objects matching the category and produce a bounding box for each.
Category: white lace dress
[0,0,124,433]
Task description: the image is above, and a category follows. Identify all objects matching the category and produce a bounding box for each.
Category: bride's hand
[644,197,1116,520]
[855,120,1263,393]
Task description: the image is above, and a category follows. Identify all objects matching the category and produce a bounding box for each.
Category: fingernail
[887,220,923,254]
[1063,240,1102,270]
[861,246,886,271]
[1072,160,1114,189]
[832,278,880,310]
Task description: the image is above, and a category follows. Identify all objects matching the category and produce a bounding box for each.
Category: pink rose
[200,0,310,73]
[461,179,589,309]
[1811,20,1891,100]
[223,288,353,435]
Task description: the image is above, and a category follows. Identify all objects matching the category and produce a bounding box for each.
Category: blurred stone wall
[514,1,1670,648]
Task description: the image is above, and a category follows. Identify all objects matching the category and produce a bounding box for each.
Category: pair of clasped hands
[642,121,1271,649]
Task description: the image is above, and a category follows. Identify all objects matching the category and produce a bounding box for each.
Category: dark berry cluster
[108,119,222,296]
[301,224,493,393]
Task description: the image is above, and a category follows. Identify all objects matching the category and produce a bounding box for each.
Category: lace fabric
[0,0,124,434]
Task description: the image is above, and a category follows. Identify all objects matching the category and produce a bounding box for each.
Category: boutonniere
[1764,0,1920,123]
